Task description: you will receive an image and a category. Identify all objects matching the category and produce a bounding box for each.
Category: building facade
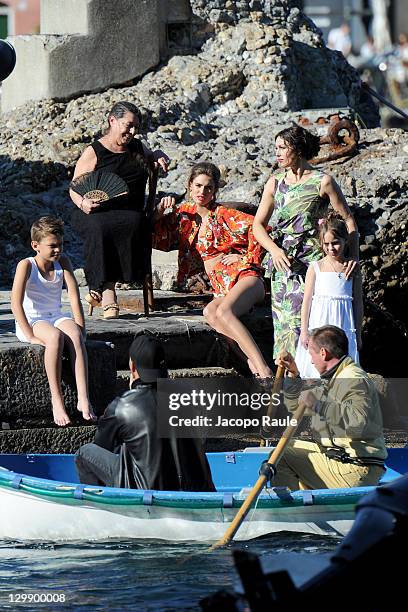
[0,0,40,38]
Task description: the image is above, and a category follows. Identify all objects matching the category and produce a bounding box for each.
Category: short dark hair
[309,325,348,358]
[129,333,167,383]
[31,216,64,242]
[275,125,321,160]
[108,101,141,125]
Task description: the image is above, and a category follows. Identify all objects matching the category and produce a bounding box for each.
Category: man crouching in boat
[75,333,215,491]
[273,325,386,490]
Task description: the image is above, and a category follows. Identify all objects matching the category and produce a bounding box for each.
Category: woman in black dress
[70,101,168,318]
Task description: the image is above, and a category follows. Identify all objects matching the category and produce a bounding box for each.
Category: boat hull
[0,449,406,542]
[0,486,354,542]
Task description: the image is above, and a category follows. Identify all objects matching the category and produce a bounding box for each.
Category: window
[0,2,13,39]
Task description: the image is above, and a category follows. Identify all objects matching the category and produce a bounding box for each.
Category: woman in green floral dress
[253,125,359,357]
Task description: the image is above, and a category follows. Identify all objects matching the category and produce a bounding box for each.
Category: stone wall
[0,340,116,425]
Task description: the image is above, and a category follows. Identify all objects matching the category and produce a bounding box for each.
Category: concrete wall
[164,0,192,21]
[2,0,160,112]
[2,33,51,98]
[1,0,207,112]
[395,1,408,39]
[40,0,90,35]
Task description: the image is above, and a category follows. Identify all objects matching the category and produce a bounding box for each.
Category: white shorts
[15,315,72,343]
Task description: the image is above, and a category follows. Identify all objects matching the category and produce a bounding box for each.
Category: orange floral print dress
[196,205,264,297]
[153,202,264,297]
[152,202,206,289]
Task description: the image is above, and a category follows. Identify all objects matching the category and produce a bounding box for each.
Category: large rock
[151,248,178,290]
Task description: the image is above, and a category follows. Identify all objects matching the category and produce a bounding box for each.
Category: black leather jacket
[94,380,215,491]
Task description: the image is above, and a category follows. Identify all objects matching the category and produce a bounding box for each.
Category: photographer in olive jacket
[75,333,215,491]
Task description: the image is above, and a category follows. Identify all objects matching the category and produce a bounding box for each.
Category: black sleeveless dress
[71,138,150,291]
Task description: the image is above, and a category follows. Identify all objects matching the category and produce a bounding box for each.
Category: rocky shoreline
[0,11,407,376]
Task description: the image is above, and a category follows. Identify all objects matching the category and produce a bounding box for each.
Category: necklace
[326,257,343,278]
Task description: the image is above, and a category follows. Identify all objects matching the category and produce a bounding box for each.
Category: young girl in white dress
[295,213,363,378]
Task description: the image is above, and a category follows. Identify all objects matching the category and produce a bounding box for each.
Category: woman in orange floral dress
[154,162,272,379]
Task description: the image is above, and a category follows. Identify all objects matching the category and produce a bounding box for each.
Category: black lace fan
[70,171,129,202]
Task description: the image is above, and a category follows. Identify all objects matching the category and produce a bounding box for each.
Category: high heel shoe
[103,303,119,319]
[84,290,102,316]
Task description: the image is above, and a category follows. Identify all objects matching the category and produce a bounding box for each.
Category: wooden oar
[210,400,307,550]
[259,365,285,446]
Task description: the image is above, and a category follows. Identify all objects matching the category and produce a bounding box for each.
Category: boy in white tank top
[11,216,95,426]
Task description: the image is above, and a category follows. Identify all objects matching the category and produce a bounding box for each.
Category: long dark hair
[275,125,320,160]
[187,162,221,196]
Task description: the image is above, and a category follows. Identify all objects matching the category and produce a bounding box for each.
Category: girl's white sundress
[295,260,359,378]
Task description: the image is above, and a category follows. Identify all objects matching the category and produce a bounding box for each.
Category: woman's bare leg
[32,322,70,426]
[247,358,258,374]
[102,282,116,307]
[56,319,96,421]
[204,277,272,378]
[203,297,223,327]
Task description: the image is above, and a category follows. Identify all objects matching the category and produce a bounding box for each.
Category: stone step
[1,289,274,370]
[116,366,238,380]
[1,369,406,454]
[0,340,116,422]
[115,366,239,395]
[1,423,405,457]
[0,425,96,454]
[83,306,273,370]
[0,424,269,455]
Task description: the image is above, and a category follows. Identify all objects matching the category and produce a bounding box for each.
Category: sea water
[0,534,341,610]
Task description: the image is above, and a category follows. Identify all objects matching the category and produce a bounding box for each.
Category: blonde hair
[31,217,64,242]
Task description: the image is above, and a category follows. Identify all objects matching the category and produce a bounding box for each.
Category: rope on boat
[0,470,365,508]
[240,491,262,540]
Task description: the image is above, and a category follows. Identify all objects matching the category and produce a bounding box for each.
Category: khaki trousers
[273,440,385,491]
